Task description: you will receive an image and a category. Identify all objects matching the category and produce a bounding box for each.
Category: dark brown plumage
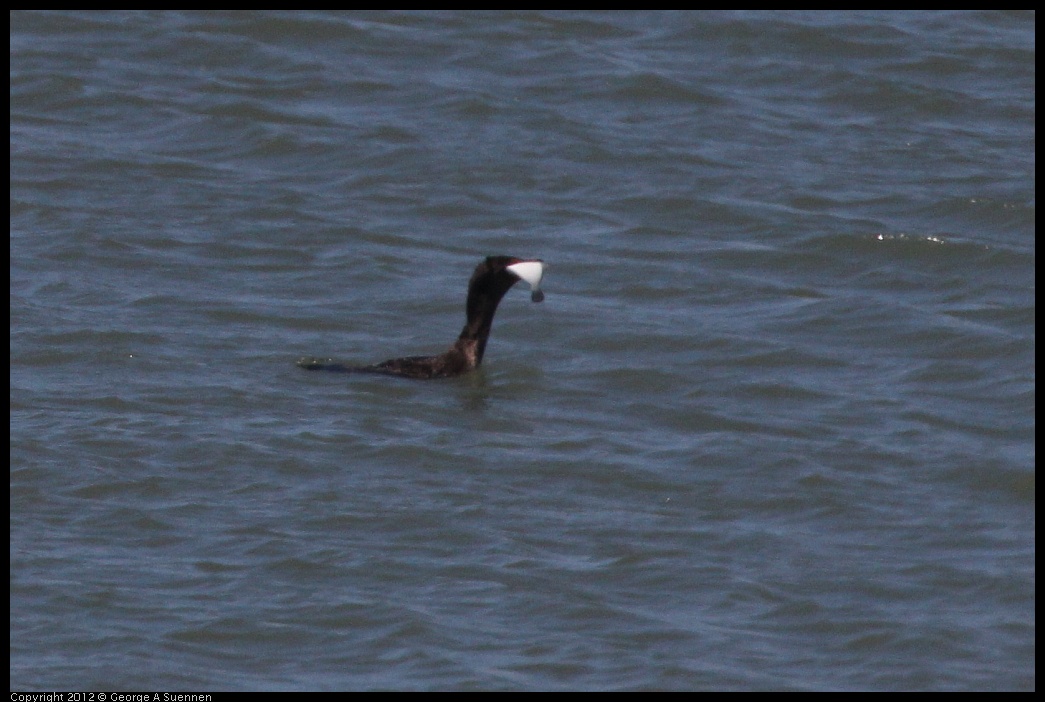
[298,255,544,379]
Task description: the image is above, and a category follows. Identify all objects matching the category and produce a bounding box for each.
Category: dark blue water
[10,11,1034,691]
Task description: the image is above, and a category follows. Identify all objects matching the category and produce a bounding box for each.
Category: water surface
[10,10,1034,691]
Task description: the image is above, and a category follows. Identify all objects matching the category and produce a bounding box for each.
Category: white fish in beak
[507,260,545,302]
